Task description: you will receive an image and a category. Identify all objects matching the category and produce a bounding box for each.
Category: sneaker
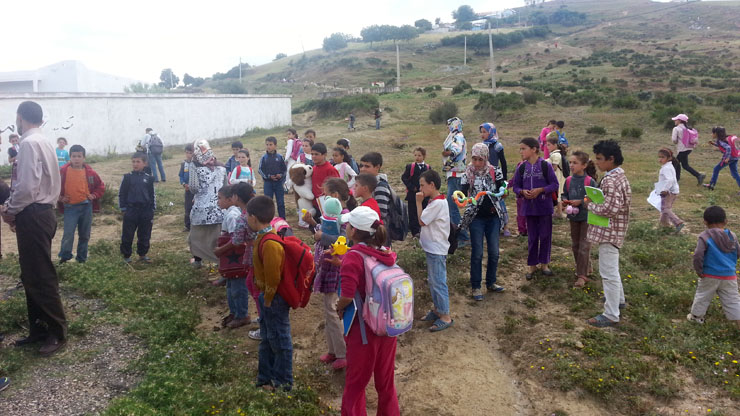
[0,377,9,393]
[319,353,336,363]
[191,260,202,269]
[211,277,227,287]
[472,288,484,301]
[123,257,132,264]
[503,229,512,237]
[676,223,685,234]
[248,329,262,340]
[182,227,190,233]
[702,184,715,191]
[697,173,706,186]
[331,358,347,370]
[487,284,505,293]
[221,314,234,328]
[138,256,152,263]
[686,313,705,324]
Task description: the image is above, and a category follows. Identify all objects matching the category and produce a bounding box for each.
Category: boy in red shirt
[58,145,105,263]
[354,173,382,220]
[309,143,340,214]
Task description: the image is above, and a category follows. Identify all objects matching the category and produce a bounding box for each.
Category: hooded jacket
[57,163,106,213]
[340,243,397,300]
[693,228,740,279]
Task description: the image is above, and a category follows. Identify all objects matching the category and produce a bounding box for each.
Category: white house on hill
[0,61,139,93]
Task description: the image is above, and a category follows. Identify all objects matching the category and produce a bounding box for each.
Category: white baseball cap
[340,206,381,234]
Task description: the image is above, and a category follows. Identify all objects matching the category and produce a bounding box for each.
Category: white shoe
[686,313,704,324]
[248,329,262,340]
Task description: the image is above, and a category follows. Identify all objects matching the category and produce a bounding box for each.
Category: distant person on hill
[58,144,105,264]
[374,108,382,130]
[539,120,557,159]
[705,126,740,193]
[348,112,356,131]
[142,128,166,183]
[687,205,740,330]
[670,114,705,185]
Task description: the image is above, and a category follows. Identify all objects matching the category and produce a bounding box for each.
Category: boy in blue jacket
[688,205,740,329]
[119,152,156,263]
[258,136,287,219]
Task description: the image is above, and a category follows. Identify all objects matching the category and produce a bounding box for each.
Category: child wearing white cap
[671,113,705,186]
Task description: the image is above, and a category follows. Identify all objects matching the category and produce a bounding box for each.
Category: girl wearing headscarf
[460,143,508,301]
[480,122,512,237]
[188,140,227,268]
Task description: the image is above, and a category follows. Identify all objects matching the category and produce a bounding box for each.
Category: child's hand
[415,192,424,203]
[561,200,570,208]
[660,191,668,197]
[302,210,316,225]
[324,256,342,267]
[60,195,70,204]
[87,194,96,200]
[570,200,582,207]
[583,197,590,204]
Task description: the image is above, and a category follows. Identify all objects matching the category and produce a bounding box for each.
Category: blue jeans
[226,277,249,319]
[446,177,469,241]
[148,152,166,182]
[375,118,380,130]
[59,202,93,262]
[469,216,501,289]
[263,179,286,219]
[709,159,740,188]
[425,252,450,315]
[257,292,293,389]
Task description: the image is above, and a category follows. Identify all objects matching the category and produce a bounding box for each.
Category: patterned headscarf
[479,122,498,144]
[193,139,217,169]
[447,117,463,133]
[465,142,492,179]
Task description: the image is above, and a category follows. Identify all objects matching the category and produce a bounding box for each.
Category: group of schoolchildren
[11,114,737,414]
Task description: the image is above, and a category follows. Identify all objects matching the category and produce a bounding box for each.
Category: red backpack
[728,135,740,159]
[258,233,315,309]
[217,234,246,278]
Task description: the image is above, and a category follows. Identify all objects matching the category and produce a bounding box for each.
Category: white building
[0,61,139,94]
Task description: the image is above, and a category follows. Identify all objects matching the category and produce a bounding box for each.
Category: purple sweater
[511,158,559,217]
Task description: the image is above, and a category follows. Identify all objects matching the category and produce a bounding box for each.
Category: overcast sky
[2,0,532,83]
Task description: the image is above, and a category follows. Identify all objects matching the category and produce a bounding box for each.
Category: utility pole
[396,43,400,88]
[488,21,496,95]
[464,36,467,66]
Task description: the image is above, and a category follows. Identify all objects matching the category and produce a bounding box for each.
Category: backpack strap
[565,176,572,193]
[257,233,282,262]
[354,291,368,345]
[541,159,550,185]
[409,163,415,178]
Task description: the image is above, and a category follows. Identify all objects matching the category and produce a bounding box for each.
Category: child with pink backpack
[336,206,409,416]
[705,126,740,194]
[670,113,706,185]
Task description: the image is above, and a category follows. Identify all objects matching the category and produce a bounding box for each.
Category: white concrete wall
[0,93,292,165]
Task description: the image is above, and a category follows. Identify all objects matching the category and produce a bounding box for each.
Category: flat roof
[0,93,292,99]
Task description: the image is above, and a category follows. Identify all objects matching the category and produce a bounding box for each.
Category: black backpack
[380,179,409,241]
[561,153,570,178]
[149,134,164,154]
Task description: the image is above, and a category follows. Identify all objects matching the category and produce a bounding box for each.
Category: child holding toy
[656,148,685,232]
[561,151,597,288]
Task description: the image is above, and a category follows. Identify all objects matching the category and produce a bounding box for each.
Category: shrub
[621,127,643,139]
[423,86,434,93]
[522,75,534,82]
[451,80,472,95]
[611,94,640,109]
[434,85,442,91]
[428,92,437,98]
[416,88,423,93]
[718,94,740,112]
[474,92,525,112]
[586,126,607,135]
[429,101,458,124]
[297,94,379,118]
[523,92,538,105]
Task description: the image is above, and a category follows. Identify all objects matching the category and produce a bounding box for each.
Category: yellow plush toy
[331,236,349,256]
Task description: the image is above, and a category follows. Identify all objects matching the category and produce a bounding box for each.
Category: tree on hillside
[159,68,180,89]
[274,53,287,60]
[212,62,250,81]
[125,82,168,93]
[183,73,205,87]
[414,19,432,32]
[452,5,476,23]
[361,25,383,46]
[435,17,441,25]
[323,32,349,52]
[398,25,420,41]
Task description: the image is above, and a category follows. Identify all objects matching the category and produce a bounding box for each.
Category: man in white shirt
[1,101,67,356]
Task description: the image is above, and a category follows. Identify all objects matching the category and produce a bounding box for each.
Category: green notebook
[585,186,610,227]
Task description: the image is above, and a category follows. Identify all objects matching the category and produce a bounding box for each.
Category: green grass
[0,241,321,415]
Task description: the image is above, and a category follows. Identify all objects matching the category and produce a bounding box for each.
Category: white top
[334,162,357,189]
[671,125,689,153]
[658,162,679,194]
[222,206,242,233]
[420,197,451,256]
[228,165,257,186]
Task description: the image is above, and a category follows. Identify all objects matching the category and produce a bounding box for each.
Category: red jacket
[57,163,106,213]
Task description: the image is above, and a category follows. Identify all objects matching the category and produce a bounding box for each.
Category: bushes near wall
[429,101,458,124]
[294,94,379,118]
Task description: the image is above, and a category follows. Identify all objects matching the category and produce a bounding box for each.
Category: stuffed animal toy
[320,196,343,240]
[289,163,315,228]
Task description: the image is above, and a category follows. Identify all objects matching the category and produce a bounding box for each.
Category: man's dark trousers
[184,190,194,230]
[15,204,68,340]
